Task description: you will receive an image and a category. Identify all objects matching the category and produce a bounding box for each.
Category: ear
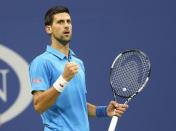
[45,25,52,35]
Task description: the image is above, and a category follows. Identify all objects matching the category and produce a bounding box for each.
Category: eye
[58,20,64,24]
[67,20,71,24]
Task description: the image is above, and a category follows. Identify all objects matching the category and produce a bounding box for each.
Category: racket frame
[108,49,151,131]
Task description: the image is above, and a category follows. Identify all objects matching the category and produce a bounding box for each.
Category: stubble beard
[59,39,71,46]
[55,35,72,46]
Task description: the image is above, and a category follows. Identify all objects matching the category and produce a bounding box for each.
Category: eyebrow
[57,19,71,22]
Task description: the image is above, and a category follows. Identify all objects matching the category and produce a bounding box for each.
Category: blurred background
[0,0,176,131]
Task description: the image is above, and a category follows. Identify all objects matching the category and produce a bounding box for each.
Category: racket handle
[108,116,119,131]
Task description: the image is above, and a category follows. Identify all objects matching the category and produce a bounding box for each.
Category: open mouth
[63,31,70,34]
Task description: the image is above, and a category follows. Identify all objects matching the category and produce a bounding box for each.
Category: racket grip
[108,116,119,131]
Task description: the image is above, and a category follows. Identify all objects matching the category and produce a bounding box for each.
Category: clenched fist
[62,62,79,81]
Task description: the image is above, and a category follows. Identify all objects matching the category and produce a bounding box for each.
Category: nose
[64,25,69,30]
[64,23,71,29]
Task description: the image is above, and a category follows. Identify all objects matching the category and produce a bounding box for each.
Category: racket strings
[110,51,150,97]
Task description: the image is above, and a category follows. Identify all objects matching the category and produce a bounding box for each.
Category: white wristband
[53,75,68,92]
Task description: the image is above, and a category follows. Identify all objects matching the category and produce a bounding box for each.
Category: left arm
[87,103,96,117]
[87,101,128,117]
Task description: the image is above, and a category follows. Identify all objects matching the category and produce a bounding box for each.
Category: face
[46,12,72,45]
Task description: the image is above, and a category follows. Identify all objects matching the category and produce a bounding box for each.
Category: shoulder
[30,52,52,69]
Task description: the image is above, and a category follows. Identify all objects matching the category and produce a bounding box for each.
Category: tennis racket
[108,49,151,131]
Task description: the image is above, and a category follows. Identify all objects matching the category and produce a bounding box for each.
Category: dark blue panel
[0,0,176,131]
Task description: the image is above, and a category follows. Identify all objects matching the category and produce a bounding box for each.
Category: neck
[51,38,69,57]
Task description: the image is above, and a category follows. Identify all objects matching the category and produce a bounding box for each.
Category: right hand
[62,62,79,81]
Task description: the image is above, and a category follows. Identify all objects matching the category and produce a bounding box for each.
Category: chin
[59,39,71,45]
[65,37,72,42]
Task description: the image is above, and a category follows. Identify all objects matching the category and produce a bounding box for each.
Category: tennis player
[29,5,128,131]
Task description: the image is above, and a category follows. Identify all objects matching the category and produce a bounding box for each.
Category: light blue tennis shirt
[29,45,89,131]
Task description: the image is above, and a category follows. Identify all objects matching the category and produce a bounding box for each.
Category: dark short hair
[44,5,70,26]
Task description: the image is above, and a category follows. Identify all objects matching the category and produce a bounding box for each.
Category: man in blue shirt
[29,5,128,131]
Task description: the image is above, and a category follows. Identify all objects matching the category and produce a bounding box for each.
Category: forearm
[87,103,96,117]
[87,102,109,118]
[33,87,60,113]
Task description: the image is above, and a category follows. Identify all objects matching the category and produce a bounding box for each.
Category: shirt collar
[46,45,75,60]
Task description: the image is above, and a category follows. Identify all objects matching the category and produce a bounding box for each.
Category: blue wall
[0,0,176,131]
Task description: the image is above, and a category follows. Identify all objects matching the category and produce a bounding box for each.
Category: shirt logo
[32,78,42,83]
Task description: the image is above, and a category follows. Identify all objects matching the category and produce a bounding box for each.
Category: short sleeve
[29,57,50,93]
